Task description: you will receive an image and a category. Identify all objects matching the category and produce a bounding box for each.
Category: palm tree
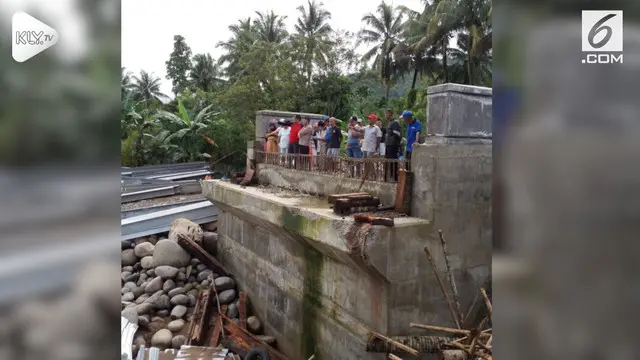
[131,70,167,105]
[356,1,405,105]
[190,54,223,92]
[253,10,288,44]
[399,0,453,83]
[447,32,492,86]
[294,0,333,86]
[216,18,257,79]
[427,0,492,84]
[121,67,133,98]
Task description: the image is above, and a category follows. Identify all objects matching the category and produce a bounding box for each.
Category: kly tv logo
[12,11,59,63]
[582,11,623,64]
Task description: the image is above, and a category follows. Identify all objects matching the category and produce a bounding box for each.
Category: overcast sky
[122,0,424,96]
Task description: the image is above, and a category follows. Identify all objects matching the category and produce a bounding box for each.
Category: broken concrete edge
[201,180,429,258]
[426,83,492,96]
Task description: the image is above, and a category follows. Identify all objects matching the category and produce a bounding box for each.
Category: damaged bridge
[202,83,493,360]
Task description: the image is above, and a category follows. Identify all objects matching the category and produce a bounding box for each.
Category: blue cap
[401,110,413,118]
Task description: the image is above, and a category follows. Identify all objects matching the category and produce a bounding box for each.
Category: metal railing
[255,150,406,183]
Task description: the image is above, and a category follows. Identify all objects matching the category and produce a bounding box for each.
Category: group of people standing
[264,109,422,179]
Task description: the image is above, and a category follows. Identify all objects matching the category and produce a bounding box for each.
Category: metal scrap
[176,233,230,277]
[187,288,213,345]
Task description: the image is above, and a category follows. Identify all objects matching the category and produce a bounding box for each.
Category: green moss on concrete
[301,244,324,360]
[280,206,329,240]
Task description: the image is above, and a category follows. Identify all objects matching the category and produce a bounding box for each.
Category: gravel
[121,194,206,212]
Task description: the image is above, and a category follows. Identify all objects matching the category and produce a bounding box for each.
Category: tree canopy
[121,0,492,170]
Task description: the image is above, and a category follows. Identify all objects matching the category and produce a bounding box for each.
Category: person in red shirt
[288,114,302,154]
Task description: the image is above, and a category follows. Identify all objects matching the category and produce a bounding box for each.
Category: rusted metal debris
[366,335,453,353]
[365,230,493,360]
[238,292,248,330]
[187,288,213,345]
[221,314,289,360]
[333,195,380,215]
[328,192,370,204]
[177,233,230,277]
[209,304,227,347]
[353,213,394,227]
[394,169,413,214]
[239,169,255,187]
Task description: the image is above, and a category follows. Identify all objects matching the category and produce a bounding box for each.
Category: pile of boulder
[121,219,269,356]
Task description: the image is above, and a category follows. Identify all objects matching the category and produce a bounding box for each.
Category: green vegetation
[121,0,492,170]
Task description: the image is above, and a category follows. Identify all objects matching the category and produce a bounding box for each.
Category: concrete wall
[203,181,441,360]
[426,83,492,137]
[255,110,327,146]
[257,164,397,207]
[410,83,493,311]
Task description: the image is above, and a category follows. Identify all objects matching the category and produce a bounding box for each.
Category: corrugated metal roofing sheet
[121,316,138,360]
[135,346,229,360]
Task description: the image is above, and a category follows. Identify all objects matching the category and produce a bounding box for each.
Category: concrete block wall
[409,84,493,324]
[214,208,388,360]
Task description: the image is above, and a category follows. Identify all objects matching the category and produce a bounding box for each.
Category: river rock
[123,281,137,291]
[217,289,236,305]
[137,315,149,328]
[176,272,187,282]
[163,279,176,292]
[171,334,187,349]
[153,239,191,268]
[214,277,235,292]
[197,270,213,282]
[202,231,218,255]
[247,316,262,334]
[121,308,138,324]
[187,289,199,297]
[226,303,238,318]
[184,284,194,293]
[171,305,187,319]
[136,294,150,304]
[124,273,140,283]
[133,262,142,271]
[121,287,130,294]
[201,280,210,287]
[155,265,179,279]
[122,241,131,250]
[141,256,154,269]
[170,294,189,306]
[167,319,185,332]
[144,276,163,294]
[122,292,135,302]
[190,258,200,265]
[168,218,203,245]
[257,335,276,345]
[167,287,185,297]
[131,286,145,298]
[157,309,169,317]
[188,276,197,284]
[154,295,171,310]
[121,271,131,281]
[122,249,137,266]
[188,294,196,306]
[196,264,207,273]
[146,269,155,277]
[122,265,134,272]
[134,303,153,315]
[151,329,173,348]
[134,242,154,257]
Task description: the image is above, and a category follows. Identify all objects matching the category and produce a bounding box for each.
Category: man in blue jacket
[402,110,422,170]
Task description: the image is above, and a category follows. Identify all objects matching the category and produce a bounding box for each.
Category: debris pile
[121,218,282,359]
[365,231,493,360]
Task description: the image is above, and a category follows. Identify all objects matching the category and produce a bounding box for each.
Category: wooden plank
[394,169,407,213]
[238,292,247,330]
[177,233,230,277]
[209,304,228,347]
[353,214,394,227]
[328,192,370,204]
[187,288,212,345]
[222,314,290,360]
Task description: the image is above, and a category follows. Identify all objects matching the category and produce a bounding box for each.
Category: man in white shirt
[277,119,290,154]
[362,113,382,158]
